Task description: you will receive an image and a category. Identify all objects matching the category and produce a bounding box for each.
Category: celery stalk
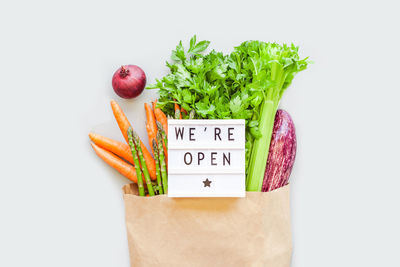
[246,100,276,191]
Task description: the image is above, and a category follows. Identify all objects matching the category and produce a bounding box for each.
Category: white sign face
[167,119,245,197]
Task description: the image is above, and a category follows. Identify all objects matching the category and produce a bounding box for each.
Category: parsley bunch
[148,36,308,191]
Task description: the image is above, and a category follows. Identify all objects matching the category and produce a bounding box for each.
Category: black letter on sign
[175,127,184,140]
[228,127,235,141]
[214,127,221,141]
[223,152,231,166]
[198,152,205,165]
[211,152,217,165]
[184,152,193,165]
[189,127,196,141]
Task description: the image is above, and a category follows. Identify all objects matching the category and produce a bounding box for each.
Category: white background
[1,0,399,266]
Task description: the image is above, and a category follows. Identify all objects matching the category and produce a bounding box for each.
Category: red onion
[112,65,146,99]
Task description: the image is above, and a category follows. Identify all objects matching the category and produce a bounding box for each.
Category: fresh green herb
[148,36,308,191]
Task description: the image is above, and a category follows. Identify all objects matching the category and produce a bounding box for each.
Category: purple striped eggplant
[262,109,297,192]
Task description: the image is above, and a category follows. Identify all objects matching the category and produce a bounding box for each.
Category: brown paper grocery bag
[123,184,292,267]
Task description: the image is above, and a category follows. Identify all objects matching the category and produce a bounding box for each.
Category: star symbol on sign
[203,178,212,187]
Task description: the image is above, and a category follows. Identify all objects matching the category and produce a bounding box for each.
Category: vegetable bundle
[90,100,169,196]
[148,36,308,191]
[88,37,305,267]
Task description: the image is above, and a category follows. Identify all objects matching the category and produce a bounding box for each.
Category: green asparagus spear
[152,139,164,195]
[156,121,168,148]
[133,131,155,196]
[189,109,195,119]
[174,109,181,120]
[127,127,145,197]
[157,132,168,193]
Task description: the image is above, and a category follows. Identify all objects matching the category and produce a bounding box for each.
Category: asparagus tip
[156,121,163,131]
[189,109,195,119]
[152,139,158,152]
[156,131,162,141]
[175,109,181,119]
[132,130,139,140]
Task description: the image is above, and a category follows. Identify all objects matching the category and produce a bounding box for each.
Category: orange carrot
[144,103,157,155]
[153,100,168,136]
[153,100,168,166]
[145,103,157,131]
[174,102,182,119]
[89,133,134,165]
[163,141,168,167]
[110,100,131,143]
[181,107,188,115]
[110,100,157,180]
[91,142,138,183]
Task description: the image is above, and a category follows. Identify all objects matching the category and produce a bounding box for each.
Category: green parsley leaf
[190,40,210,55]
[171,41,186,62]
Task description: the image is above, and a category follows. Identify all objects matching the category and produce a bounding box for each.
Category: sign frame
[167,119,246,198]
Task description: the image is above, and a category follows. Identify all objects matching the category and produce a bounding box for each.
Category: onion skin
[112,65,146,99]
[262,109,297,192]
